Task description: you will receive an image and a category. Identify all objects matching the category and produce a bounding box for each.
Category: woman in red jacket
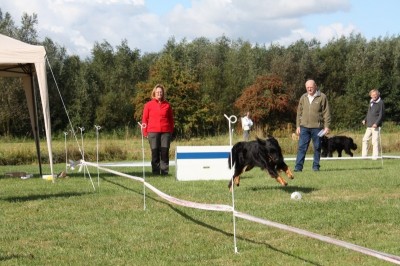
[142,84,174,175]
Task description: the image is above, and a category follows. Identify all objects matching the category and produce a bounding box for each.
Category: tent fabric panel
[0,33,54,177]
[22,76,37,141]
[0,64,32,77]
[35,61,54,176]
[0,35,46,63]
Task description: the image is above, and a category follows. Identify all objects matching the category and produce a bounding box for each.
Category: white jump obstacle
[175,146,232,181]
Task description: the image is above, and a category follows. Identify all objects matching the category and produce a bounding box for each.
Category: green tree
[132,50,218,138]
[0,9,17,36]
[43,38,69,132]
[18,12,38,43]
[0,78,30,136]
[89,40,143,130]
[385,36,400,122]
[340,34,386,128]
[0,11,40,136]
[269,39,322,109]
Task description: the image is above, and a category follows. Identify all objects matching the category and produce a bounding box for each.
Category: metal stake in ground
[224,114,238,254]
[64,131,68,174]
[95,125,102,188]
[77,126,95,191]
[78,127,86,178]
[379,127,384,168]
[138,122,147,210]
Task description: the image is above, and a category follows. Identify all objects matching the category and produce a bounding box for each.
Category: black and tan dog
[228,136,294,191]
[321,136,358,157]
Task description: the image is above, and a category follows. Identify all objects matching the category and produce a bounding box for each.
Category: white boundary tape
[99,161,175,167]
[286,155,400,161]
[234,212,400,264]
[85,161,232,212]
[97,155,400,168]
[83,160,400,264]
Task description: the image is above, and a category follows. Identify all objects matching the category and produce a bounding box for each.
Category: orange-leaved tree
[234,74,295,131]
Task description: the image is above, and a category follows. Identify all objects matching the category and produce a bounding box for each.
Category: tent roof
[0,34,46,64]
[0,33,54,178]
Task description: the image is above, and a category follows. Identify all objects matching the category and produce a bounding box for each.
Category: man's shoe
[161,170,168,176]
[294,169,302,172]
[312,168,320,171]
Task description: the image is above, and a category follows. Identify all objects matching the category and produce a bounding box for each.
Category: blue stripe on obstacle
[176,152,230,159]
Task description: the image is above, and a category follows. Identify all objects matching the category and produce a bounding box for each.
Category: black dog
[228,136,294,191]
[321,136,358,157]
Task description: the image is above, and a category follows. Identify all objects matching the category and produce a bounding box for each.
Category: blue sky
[303,0,399,39]
[2,0,399,58]
[146,0,191,15]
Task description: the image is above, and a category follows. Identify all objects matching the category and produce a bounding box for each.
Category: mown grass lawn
[1,158,400,265]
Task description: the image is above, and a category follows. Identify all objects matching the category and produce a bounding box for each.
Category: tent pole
[31,73,43,177]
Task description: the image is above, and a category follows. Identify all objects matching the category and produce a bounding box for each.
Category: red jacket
[142,98,174,137]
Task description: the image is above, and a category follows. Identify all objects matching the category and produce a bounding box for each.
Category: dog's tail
[352,140,358,150]
[228,144,237,169]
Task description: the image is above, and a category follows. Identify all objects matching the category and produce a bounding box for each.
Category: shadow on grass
[86,171,321,264]
[0,252,35,262]
[99,175,142,195]
[1,191,90,202]
[99,175,168,205]
[71,170,168,180]
[247,185,317,195]
[321,166,383,171]
[65,171,143,178]
[1,170,147,203]
[95,170,317,265]
[170,206,321,266]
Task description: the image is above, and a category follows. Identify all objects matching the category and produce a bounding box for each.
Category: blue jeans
[295,127,322,170]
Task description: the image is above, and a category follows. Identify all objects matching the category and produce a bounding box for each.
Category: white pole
[76,126,95,191]
[79,127,86,178]
[80,160,96,191]
[224,114,238,254]
[138,122,147,210]
[379,127,383,167]
[64,132,68,173]
[95,125,102,188]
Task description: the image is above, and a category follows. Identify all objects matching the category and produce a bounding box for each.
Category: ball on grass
[291,191,302,200]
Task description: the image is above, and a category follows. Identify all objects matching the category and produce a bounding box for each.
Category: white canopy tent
[0,33,54,178]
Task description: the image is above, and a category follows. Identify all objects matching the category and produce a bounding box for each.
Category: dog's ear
[256,138,266,145]
[266,135,276,143]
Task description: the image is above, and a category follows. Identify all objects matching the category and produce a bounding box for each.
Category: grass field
[1,157,400,265]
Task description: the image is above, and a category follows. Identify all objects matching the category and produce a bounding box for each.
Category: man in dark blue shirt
[362,89,384,159]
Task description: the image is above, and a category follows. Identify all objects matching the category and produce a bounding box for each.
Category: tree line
[1,10,399,139]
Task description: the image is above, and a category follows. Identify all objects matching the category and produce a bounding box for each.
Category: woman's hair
[369,89,380,97]
[151,84,166,100]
